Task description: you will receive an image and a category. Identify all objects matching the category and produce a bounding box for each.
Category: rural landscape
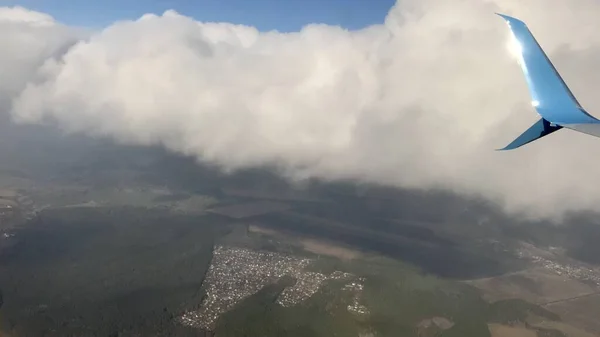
[0,128,599,337]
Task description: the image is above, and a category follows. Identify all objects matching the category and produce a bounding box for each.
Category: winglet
[495,12,600,150]
[497,118,562,150]
[495,12,525,26]
[495,12,600,126]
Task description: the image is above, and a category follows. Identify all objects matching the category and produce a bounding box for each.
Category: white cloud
[0,6,81,111]
[3,1,600,219]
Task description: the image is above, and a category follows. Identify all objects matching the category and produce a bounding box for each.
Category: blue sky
[4,0,396,31]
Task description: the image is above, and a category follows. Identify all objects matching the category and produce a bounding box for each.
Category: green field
[0,207,223,337]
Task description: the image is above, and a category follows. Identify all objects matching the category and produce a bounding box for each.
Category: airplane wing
[496,13,600,150]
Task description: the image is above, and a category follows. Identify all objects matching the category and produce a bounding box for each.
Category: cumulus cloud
[3,1,600,219]
[0,7,81,108]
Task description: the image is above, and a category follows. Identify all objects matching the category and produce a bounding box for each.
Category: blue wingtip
[495,11,600,127]
[496,118,562,151]
[494,12,525,25]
